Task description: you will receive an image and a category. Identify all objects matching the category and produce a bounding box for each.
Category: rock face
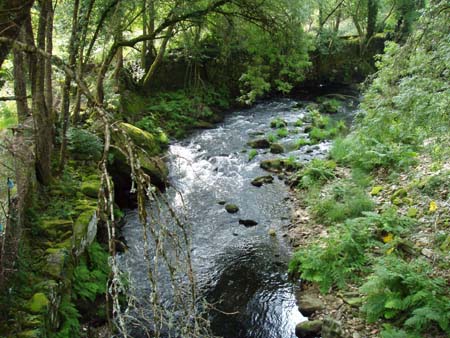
[270,143,284,154]
[295,320,323,338]
[247,138,271,149]
[251,175,274,187]
[239,219,258,227]
[297,293,325,316]
[225,204,239,213]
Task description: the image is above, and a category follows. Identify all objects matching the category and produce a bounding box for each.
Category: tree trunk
[33,0,53,185]
[0,0,35,68]
[45,1,55,126]
[141,0,147,69]
[366,0,378,42]
[58,0,80,172]
[73,0,95,124]
[142,25,174,87]
[13,29,29,123]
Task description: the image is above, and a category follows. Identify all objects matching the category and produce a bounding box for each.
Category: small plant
[294,118,303,127]
[276,128,289,138]
[248,149,258,161]
[267,133,278,143]
[296,138,311,148]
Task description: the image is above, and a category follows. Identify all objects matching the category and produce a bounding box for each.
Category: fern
[52,297,81,338]
[289,218,374,292]
[73,242,109,302]
[361,256,450,335]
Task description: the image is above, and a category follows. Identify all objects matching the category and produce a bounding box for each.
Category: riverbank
[287,149,450,338]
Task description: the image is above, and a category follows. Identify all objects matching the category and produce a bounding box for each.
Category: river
[118,97,355,338]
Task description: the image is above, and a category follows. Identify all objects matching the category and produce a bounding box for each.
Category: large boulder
[117,122,161,155]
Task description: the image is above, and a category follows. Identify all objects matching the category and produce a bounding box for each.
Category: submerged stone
[239,219,258,227]
[225,204,239,213]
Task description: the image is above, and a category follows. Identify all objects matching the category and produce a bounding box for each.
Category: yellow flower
[386,247,395,255]
[383,233,394,243]
[429,201,438,213]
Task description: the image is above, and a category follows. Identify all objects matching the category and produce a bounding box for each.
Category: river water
[118,98,354,338]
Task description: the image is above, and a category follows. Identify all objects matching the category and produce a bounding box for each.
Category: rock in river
[239,219,258,227]
[270,143,284,154]
[295,320,323,338]
[247,138,270,149]
[251,175,274,187]
[225,204,239,213]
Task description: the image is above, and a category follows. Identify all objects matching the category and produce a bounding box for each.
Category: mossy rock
[109,148,169,188]
[225,204,239,213]
[81,180,101,198]
[139,154,169,185]
[44,248,68,279]
[23,315,43,329]
[370,186,383,196]
[270,118,287,128]
[73,210,97,254]
[27,293,49,314]
[251,175,274,187]
[270,143,284,154]
[117,122,160,156]
[38,219,73,238]
[193,120,214,129]
[295,320,323,338]
[247,139,270,149]
[260,159,299,173]
[318,98,342,114]
[18,330,42,338]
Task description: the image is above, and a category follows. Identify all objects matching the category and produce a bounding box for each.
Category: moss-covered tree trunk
[33,0,53,185]
[59,0,80,172]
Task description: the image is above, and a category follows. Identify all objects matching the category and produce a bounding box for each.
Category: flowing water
[119,98,356,338]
